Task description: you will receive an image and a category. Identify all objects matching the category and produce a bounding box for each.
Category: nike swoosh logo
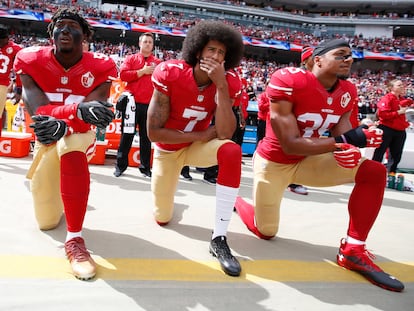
[220,218,230,222]
[52,122,61,137]
[89,107,99,120]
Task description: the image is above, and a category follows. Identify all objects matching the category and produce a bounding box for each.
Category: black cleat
[209,236,241,277]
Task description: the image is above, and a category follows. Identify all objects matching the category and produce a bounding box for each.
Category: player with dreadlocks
[14,8,117,280]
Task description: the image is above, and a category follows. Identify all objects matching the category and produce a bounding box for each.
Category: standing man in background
[0,24,22,136]
[372,79,414,174]
[114,32,161,178]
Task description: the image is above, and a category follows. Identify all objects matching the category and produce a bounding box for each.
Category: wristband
[334,134,348,144]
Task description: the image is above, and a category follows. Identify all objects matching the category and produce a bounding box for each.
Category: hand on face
[199,58,226,87]
[200,57,224,76]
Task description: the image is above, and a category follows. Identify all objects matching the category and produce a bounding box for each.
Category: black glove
[115,94,129,113]
[77,101,115,128]
[30,115,67,145]
[334,124,370,148]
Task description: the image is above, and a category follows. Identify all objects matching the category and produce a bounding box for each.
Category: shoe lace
[363,247,376,261]
[65,238,90,261]
[214,237,233,259]
[354,246,381,272]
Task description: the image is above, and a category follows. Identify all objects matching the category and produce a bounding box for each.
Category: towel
[120,92,136,134]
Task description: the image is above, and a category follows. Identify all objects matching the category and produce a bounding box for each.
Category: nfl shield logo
[327,97,333,105]
[61,76,68,85]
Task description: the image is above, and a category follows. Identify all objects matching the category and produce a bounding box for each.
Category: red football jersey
[152,59,241,151]
[258,67,357,164]
[0,40,22,86]
[14,46,117,132]
[257,91,270,121]
[119,53,161,104]
[377,92,410,131]
[238,89,249,119]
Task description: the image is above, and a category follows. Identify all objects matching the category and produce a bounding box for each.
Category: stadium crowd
[4,0,413,19]
[1,0,413,122]
[6,31,413,123]
[1,0,414,54]
[203,0,414,18]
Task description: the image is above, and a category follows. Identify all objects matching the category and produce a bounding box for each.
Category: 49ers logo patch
[340,92,351,108]
[81,71,95,88]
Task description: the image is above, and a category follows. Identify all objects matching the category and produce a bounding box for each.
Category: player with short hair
[235,39,404,291]
[14,8,117,280]
[147,20,244,276]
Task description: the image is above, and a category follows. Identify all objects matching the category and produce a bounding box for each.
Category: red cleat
[337,239,404,292]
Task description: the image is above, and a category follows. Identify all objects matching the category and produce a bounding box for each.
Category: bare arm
[83,81,112,102]
[270,99,340,155]
[214,82,236,139]
[201,58,236,139]
[21,72,112,117]
[330,110,353,137]
[20,74,50,116]
[147,89,216,144]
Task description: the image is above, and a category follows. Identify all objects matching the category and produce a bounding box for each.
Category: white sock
[212,184,239,239]
[66,231,82,242]
[346,236,365,245]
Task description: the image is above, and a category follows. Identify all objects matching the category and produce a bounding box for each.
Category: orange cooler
[128,143,141,167]
[128,143,154,167]
[0,132,33,158]
[89,140,108,165]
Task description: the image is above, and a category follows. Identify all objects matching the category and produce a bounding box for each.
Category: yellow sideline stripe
[1,256,413,282]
